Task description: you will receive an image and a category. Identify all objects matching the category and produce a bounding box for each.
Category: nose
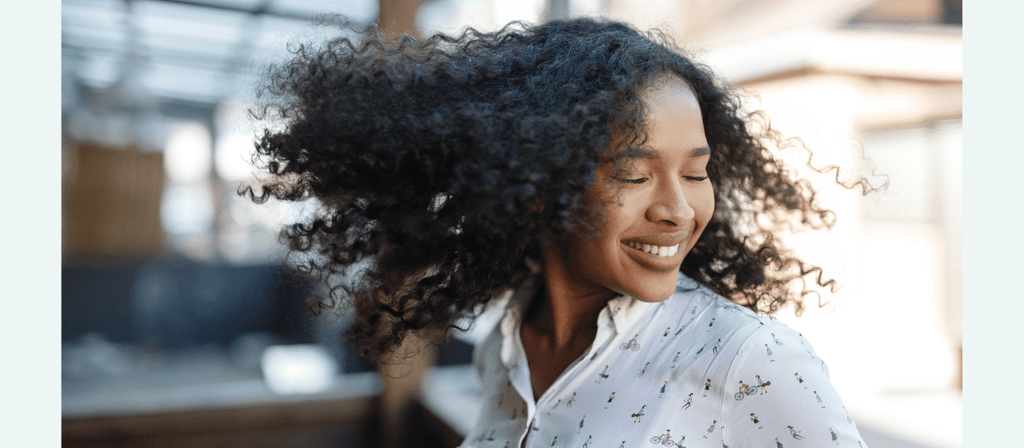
[645,179,695,225]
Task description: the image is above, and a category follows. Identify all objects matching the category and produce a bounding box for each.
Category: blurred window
[859,126,933,222]
[161,184,216,234]
[858,120,961,224]
[160,121,216,259]
[215,132,255,180]
[164,121,212,183]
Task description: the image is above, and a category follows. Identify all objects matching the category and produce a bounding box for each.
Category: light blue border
[964,1,1018,446]
[1,1,61,446]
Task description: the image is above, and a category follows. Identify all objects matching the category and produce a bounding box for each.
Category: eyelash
[614,176,708,184]
[615,177,646,184]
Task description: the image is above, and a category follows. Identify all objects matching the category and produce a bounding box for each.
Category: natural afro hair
[245,18,869,364]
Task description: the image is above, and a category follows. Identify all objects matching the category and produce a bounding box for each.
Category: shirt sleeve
[721,323,867,448]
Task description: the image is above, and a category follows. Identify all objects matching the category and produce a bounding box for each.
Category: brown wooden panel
[63,395,378,448]
[63,139,166,259]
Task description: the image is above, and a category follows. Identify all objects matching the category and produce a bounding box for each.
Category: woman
[248,18,868,448]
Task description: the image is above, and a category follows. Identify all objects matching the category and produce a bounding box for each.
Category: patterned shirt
[459,272,867,448]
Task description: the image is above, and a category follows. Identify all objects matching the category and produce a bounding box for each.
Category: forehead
[641,77,702,125]
[628,77,708,158]
[603,76,706,162]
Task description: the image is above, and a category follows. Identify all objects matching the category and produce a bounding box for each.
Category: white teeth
[626,242,681,258]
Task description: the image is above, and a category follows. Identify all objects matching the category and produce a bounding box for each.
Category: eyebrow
[617,144,712,163]
[690,146,711,157]
[630,145,711,159]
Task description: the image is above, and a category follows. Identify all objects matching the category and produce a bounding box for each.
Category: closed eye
[613,177,648,184]
[683,176,708,182]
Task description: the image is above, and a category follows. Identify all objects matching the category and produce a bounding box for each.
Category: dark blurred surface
[63,259,311,347]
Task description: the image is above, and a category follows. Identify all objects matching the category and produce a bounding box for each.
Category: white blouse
[459,272,867,448]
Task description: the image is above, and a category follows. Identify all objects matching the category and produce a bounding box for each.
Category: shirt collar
[498,274,539,368]
[603,294,660,335]
[601,272,700,331]
[499,272,701,367]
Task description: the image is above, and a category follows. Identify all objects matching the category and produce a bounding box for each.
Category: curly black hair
[245,18,870,364]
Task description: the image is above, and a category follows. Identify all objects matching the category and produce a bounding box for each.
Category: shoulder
[673,274,812,346]
[716,317,863,445]
[659,278,793,381]
[668,278,822,377]
[667,275,771,340]
[719,315,836,412]
[719,312,822,379]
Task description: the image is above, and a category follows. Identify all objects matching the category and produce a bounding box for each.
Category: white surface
[703,27,961,84]
[847,390,962,448]
[63,370,380,418]
[261,344,340,395]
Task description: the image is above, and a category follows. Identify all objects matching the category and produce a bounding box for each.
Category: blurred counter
[63,360,380,448]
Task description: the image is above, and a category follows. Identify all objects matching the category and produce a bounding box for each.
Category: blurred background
[60,0,961,447]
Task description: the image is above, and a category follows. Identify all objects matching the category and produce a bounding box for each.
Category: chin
[627,275,679,302]
[633,290,675,303]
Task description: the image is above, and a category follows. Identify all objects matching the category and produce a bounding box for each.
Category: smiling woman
[556,79,716,307]
[246,18,871,447]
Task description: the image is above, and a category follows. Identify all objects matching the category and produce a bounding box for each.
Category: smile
[623,241,679,258]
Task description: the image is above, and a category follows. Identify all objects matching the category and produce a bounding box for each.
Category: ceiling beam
[146,0,339,23]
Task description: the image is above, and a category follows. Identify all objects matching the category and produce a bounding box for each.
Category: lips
[620,232,690,271]
[623,241,678,257]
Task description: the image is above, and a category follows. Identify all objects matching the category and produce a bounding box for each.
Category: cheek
[586,200,641,260]
[592,190,636,235]
[697,189,715,223]
[688,187,716,242]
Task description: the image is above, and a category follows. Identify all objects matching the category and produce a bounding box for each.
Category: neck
[524,243,618,348]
